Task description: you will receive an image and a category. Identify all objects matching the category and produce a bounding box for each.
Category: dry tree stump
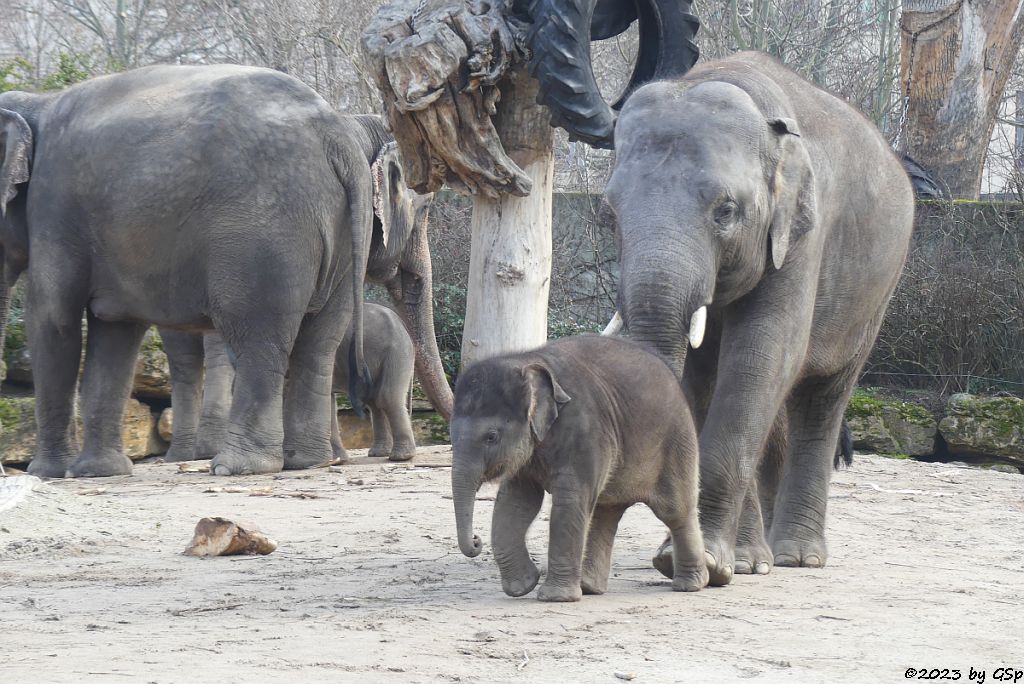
[363,0,554,367]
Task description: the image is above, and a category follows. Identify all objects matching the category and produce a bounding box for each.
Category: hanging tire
[525,0,700,149]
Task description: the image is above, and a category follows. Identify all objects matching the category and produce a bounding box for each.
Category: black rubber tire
[525,0,700,148]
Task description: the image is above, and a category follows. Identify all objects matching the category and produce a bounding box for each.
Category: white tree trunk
[461,70,554,368]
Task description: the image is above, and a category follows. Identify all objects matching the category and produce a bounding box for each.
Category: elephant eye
[714,201,738,225]
[484,429,500,445]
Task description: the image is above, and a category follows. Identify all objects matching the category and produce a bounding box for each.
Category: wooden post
[462,71,554,367]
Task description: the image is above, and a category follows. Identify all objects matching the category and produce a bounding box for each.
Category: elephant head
[0,101,35,386]
[450,358,570,557]
[605,78,817,374]
[356,115,455,420]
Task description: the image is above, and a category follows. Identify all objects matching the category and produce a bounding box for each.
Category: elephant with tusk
[604,52,913,586]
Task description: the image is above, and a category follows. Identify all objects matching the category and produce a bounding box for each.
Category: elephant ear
[523,363,572,444]
[767,117,817,270]
[370,141,400,249]
[0,108,33,217]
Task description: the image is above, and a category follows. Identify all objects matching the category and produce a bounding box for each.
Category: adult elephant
[0,65,403,478]
[604,52,914,585]
[158,116,453,462]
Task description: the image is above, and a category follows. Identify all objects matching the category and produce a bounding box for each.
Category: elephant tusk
[601,311,624,336]
[688,306,707,349]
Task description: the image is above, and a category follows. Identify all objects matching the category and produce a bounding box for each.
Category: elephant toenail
[804,555,822,568]
[213,464,232,476]
[754,561,770,574]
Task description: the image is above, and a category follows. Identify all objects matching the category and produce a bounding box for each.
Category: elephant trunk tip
[460,534,483,558]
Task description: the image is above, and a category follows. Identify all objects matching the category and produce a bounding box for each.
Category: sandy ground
[1,447,1022,683]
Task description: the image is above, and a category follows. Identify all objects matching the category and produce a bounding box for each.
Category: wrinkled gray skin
[451,335,708,602]
[161,302,417,463]
[0,65,387,478]
[606,53,914,586]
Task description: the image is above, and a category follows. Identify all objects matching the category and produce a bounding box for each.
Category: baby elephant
[450,335,708,602]
[160,302,417,463]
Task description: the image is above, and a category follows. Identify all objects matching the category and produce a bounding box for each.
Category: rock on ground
[939,393,1024,465]
[0,396,159,465]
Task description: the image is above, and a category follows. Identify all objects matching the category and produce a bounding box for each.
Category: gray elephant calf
[451,335,708,602]
[161,302,417,463]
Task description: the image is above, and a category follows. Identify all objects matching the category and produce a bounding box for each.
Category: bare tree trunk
[899,0,1024,198]
[461,70,554,368]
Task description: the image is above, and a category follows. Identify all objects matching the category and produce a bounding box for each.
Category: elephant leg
[367,404,394,458]
[67,315,148,478]
[580,504,627,595]
[382,396,416,462]
[770,368,859,568]
[492,475,545,598]
[160,329,204,462]
[735,411,787,575]
[734,482,772,575]
[537,480,597,603]
[758,410,787,536]
[195,332,234,460]
[282,305,347,471]
[329,394,349,464]
[210,316,300,476]
[648,478,708,592]
[697,291,810,586]
[25,285,85,479]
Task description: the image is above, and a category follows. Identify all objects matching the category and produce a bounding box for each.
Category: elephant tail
[834,418,853,469]
[331,139,373,419]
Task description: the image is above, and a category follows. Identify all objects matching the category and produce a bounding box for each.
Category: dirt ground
[1,447,1022,683]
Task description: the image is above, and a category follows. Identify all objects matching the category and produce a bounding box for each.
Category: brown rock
[158,408,174,441]
[184,517,278,557]
[122,398,156,459]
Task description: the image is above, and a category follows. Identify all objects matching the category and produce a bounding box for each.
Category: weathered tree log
[362,0,533,198]
[899,0,1024,198]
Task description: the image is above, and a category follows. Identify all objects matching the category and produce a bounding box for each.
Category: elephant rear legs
[770,370,860,568]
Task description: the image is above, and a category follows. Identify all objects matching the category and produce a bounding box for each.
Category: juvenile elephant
[451,335,707,602]
[0,65,448,478]
[161,302,418,463]
[605,52,914,585]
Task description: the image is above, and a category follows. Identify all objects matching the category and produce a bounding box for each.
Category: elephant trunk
[451,452,484,557]
[388,205,455,420]
[619,228,715,378]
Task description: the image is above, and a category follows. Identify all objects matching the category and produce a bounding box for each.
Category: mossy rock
[1,325,171,400]
[845,388,937,456]
[132,328,171,400]
[0,397,41,465]
[0,396,158,465]
[939,393,1024,464]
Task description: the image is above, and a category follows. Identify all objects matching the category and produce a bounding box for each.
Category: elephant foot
[771,537,827,568]
[580,573,608,595]
[501,564,541,597]
[367,444,391,458]
[162,444,197,463]
[702,536,736,587]
[283,446,333,471]
[66,450,133,478]
[388,444,416,462]
[537,581,582,603]
[672,565,710,592]
[211,445,283,476]
[193,440,224,462]
[27,454,74,479]
[734,540,774,575]
[653,537,712,591]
